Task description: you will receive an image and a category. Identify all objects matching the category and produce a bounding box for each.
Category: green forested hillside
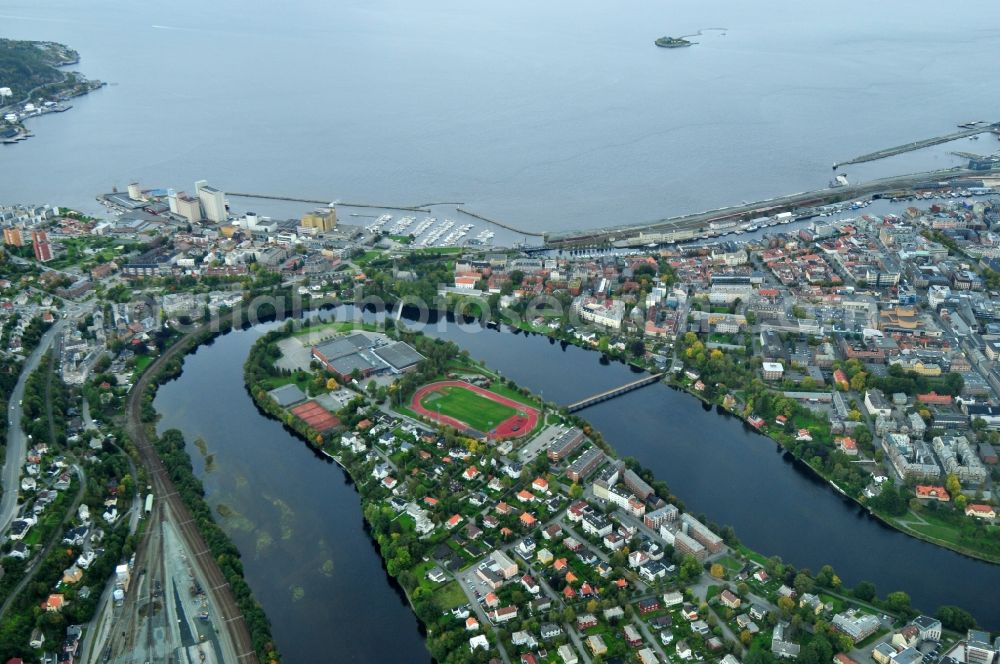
[0,39,86,102]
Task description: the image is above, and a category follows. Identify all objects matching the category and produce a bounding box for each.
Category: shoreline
[482,319,1000,567]
[235,315,988,659]
[0,38,104,146]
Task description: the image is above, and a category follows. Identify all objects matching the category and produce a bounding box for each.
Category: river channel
[153,311,1000,663]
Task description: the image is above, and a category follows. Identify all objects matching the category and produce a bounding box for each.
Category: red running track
[410,380,539,440]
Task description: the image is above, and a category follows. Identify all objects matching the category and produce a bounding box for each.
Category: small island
[655,36,693,49]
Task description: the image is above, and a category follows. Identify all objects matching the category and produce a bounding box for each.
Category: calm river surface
[153,313,1000,664]
[3,1,1000,229]
[18,0,994,658]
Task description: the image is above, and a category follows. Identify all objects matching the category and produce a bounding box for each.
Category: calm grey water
[153,316,1000,664]
[3,0,1000,230]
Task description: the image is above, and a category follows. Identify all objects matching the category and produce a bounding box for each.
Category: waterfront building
[174,192,202,223]
[680,514,723,553]
[196,183,227,223]
[966,630,996,664]
[573,296,626,330]
[644,504,679,530]
[301,207,337,232]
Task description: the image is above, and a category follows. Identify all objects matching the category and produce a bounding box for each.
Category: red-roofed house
[965,504,996,519]
[917,392,952,405]
[836,437,858,456]
[446,514,463,529]
[915,485,950,502]
[43,594,65,612]
[833,369,849,391]
[516,489,536,503]
[520,512,537,527]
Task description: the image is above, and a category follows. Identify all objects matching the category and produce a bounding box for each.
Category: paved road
[0,464,85,620]
[1,320,63,534]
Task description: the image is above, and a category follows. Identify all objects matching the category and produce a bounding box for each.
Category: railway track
[125,325,260,664]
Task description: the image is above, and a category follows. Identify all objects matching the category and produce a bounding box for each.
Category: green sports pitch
[418,386,518,433]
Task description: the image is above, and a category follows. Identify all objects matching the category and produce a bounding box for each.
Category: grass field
[134,355,153,373]
[420,386,518,433]
[432,581,468,610]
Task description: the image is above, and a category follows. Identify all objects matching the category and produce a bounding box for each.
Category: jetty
[227,192,430,212]
[544,165,989,249]
[456,207,545,237]
[834,123,998,168]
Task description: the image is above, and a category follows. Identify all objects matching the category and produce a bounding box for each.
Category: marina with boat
[364,212,496,247]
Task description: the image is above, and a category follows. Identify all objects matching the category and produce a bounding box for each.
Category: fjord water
[3,0,1000,230]
[153,316,1000,664]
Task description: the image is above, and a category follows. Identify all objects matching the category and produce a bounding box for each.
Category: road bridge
[565,373,663,412]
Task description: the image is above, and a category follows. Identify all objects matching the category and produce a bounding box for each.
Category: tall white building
[196,182,227,223]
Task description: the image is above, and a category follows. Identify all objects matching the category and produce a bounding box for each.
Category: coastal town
[1,168,1000,664]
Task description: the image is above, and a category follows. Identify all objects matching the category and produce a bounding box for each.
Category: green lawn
[717,554,743,571]
[488,383,537,408]
[433,580,468,610]
[420,386,519,432]
[134,355,153,373]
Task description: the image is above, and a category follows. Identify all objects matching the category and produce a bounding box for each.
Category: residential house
[719,589,742,609]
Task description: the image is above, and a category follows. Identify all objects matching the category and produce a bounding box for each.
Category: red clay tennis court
[291,400,341,432]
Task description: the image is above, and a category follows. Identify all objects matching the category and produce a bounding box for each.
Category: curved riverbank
[420,320,1000,628]
[489,318,1000,567]
[127,319,271,663]
[141,306,1000,645]
[152,316,429,663]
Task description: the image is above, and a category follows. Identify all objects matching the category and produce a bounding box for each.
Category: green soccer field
[420,386,518,432]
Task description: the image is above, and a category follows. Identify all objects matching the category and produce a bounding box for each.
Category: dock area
[544,166,989,249]
[834,123,998,168]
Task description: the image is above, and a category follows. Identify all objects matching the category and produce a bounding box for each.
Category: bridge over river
[565,373,664,412]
